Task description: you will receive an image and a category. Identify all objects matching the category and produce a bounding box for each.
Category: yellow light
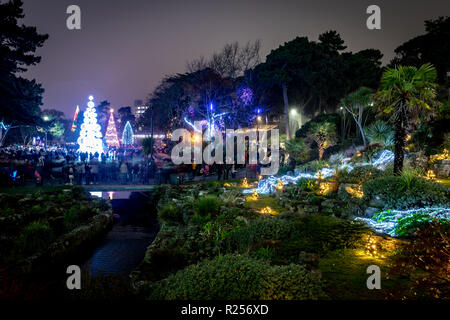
[424,169,436,180]
[345,184,364,198]
[430,149,449,161]
[247,189,259,201]
[259,206,279,215]
[317,172,323,180]
[258,175,263,181]
[275,180,284,190]
[241,178,251,188]
[224,183,231,187]
[318,182,331,195]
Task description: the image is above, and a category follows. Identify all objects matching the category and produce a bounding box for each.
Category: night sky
[21,0,450,118]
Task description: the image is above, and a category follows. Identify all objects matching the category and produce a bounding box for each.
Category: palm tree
[307,122,337,160]
[375,63,438,174]
[340,87,373,147]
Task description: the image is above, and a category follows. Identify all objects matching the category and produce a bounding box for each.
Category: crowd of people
[0,144,268,187]
[0,145,156,186]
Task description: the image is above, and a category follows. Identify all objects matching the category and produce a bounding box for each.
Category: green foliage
[285,138,311,163]
[337,166,383,184]
[390,222,450,299]
[150,254,324,300]
[395,212,449,237]
[296,178,316,192]
[19,221,53,255]
[398,168,422,191]
[364,120,394,146]
[158,204,183,224]
[225,218,295,253]
[195,196,222,218]
[363,175,450,209]
[63,207,81,231]
[307,122,338,160]
[262,264,325,300]
[288,215,370,254]
[296,114,341,139]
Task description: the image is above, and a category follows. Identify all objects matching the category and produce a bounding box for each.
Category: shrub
[195,196,221,218]
[296,178,316,192]
[63,208,80,231]
[337,166,383,184]
[158,204,183,224]
[363,175,450,209]
[262,264,325,300]
[394,212,449,237]
[20,221,54,255]
[225,218,295,253]
[364,120,394,147]
[150,254,324,300]
[389,223,450,299]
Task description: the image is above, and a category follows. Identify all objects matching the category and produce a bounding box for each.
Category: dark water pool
[84,191,159,276]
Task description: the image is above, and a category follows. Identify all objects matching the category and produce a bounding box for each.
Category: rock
[368,196,384,208]
[364,207,379,218]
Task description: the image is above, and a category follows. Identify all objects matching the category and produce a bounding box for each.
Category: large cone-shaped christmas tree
[105,108,120,148]
[77,95,104,155]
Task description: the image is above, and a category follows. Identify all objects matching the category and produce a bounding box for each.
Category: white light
[89,95,94,101]
[290,109,297,116]
[90,191,102,198]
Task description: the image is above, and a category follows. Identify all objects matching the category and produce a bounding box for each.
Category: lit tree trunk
[282,83,291,141]
[318,145,324,160]
[393,104,406,175]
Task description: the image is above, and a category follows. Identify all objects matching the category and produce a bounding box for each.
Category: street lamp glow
[290,109,297,116]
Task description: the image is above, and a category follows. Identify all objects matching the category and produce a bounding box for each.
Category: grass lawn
[319,248,415,300]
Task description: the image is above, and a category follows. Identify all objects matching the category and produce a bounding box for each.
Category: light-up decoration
[424,169,436,180]
[355,207,450,237]
[275,180,284,190]
[364,236,385,258]
[430,149,450,162]
[105,108,120,148]
[184,103,227,138]
[89,191,102,198]
[71,105,80,132]
[259,206,278,215]
[224,183,231,187]
[241,178,251,188]
[77,96,104,156]
[318,182,332,195]
[345,184,364,198]
[122,121,134,146]
[243,150,395,195]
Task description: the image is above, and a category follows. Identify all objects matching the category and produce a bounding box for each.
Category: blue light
[210,103,213,111]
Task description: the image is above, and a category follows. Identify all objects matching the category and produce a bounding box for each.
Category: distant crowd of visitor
[0,145,258,187]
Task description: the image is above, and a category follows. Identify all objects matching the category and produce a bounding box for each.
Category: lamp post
[43,115,49,151]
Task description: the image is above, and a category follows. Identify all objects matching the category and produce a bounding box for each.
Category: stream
[84,191,159,276]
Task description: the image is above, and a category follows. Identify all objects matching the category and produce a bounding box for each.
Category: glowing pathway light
[355,207,450,237]
[77,95,104,156]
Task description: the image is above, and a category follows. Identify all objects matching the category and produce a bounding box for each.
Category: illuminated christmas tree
[122,121,134,146]
[77,95,104,155]
[105,108,120,148]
